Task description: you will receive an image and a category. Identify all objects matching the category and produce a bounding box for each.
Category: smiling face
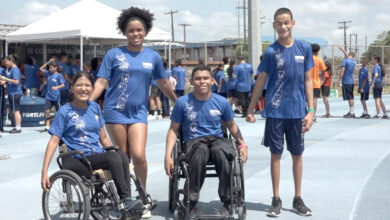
[48,65,58,74]
[71,76,93,103]
[273,13,295,40]
[191,70,212,96]
[125,19,146,49]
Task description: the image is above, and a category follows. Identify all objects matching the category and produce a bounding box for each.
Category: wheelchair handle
[103,145,120,151]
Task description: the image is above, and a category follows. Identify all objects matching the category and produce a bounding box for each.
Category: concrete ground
[0,95,389,220]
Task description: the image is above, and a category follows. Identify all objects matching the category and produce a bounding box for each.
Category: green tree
[361,30,390,64]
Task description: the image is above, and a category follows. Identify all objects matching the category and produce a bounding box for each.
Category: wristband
[238,144,248,150]
[308,108,315,113]
[3,77,7,82]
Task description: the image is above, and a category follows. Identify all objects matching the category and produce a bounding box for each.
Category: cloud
[11,1,60,25]
[376,13,390,23]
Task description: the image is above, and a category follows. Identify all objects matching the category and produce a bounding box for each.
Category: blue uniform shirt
[23,64,39,89]
[97,46,166,124]
[234,63,253,92]
[227,68,237,90]
[259,39,314,119]
[46,72,66,101]
[57,61,70,90]
[372,64,383,87]
[341,58,356,85]
[170,93,234,143]
[173,66,186,90]
[5,67,23,95]
[216,70,227,93]
[358,67,369,93]
[256,63,268,90]
[49,101,106,157]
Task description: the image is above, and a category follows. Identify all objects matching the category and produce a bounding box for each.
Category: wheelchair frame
[42,145,156,220]
[168,132,246,220]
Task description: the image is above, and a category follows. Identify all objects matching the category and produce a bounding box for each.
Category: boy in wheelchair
[41,72,145,218]
[164,65,248,217]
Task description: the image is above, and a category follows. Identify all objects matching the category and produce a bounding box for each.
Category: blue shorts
[262,118,304,156]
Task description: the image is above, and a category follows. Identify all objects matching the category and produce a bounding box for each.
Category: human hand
[246,113,256,123]
[239,147,248,164]
[302,112,314,132]
[41,173,51,192]
[164,156,174,178]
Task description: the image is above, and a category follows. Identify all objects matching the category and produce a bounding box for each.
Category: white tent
[5,0,171,67]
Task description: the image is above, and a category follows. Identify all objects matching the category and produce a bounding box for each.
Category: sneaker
[9,128,21,134]
[344,113,355,118]
[219,202,231,216]
[321,114,330,118]
[313,117,317,123]
[382,114,389,119]
[234,109,241,114]
[364,114,371,119]
[42,128,49,132]
[147,114,156,120]
[292,197,312,216]
[189,203,204,217]
[373,115,381,119]
[343,112,351,118]
[155,115,162,120]
[141,204,152,219]
[267,197,282,217]
[124,198,144,213]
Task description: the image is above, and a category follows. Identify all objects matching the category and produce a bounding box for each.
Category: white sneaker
[141,204,152,219]
[147,114,156,120]
[155,115,162,120]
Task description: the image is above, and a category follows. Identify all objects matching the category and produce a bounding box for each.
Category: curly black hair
[117,7,154,35]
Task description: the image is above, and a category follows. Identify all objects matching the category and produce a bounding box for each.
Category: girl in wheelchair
[41,71,144,214]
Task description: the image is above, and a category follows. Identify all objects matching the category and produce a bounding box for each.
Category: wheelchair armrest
[56,150,93,173]
[103,145,120,151]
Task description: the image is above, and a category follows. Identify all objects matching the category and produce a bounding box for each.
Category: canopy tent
[5,0,172,68]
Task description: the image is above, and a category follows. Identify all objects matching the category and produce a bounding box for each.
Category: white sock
[16,125,21,130]
[46,126,50,130]
[363,110,368,114]
[350,107,354,114]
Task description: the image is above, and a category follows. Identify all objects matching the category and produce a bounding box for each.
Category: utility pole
[165,10,178,41]
[248,0,262,68]
[178,23,191,60]
[338,20,351,52]
[243,0,247,49]
[236,0,243,55]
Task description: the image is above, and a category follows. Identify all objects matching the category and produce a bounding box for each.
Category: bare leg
[291,154,303,197]
[375,98,381,115]
[127,123,148,189]
[45,109,51,128]
[380,99,387,115]
[322,96,330,115]
[313,97,318,116]
[106,124,130,158]
[361,99,368,113]
[14,110,21,127]
[155,96,162,111]
[348,99,354,112]
[271,153,282,198]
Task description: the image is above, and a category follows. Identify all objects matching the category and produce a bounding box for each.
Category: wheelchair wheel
[42,170,91,220]
[169,140,181,212]
[237,205,246,220]
[173,207,186,220]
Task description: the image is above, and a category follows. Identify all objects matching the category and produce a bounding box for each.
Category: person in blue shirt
[57,52,71,105]
[41,71,143,213]
[338,46,357,118]
[164,65,248,216]
[22,56,40,96]
[148,72,162,120]
[89,7,177,205]
[0,59,6,134]
[227,59,239,113]
[233,56,253,117]
[358,59,370,118]
[1,55,24,133]
[160,60,172,119]
[215,64,228,98]
[173,59,187,97]
[371,55,388,119]
[246,8,314,217]
[39,61,66,131]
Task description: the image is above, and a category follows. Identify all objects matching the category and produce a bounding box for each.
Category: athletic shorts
[228,89,237,98]
[8,94,22,111]
[321,86,330,97]
[360,92,369,101]
[60,90,69,105]
[261,89,267,98]
[262,118,304,156]
[150,85,161,97]
[373,88,383,99]
[342,84,354,101]
[45,99,60,111]
[313,88,321,98]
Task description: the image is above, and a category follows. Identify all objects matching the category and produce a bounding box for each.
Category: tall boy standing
[246,8,314,217]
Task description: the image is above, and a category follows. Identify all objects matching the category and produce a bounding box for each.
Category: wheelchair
[42,144,156,220]
[168,130,246,220]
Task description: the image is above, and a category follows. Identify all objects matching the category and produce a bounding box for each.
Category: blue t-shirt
[341,58,356,85]
[57,61,70,90]
[173,66,186,91]
[358,67,369,93]
[46,72,66,101]
[256,63,268,90]
[211,71,218,92]
[372,64,383,88]
[259,39,314,119]
[23,64,39,89]
[216,70,227,93]
[170,93,234,143]
[234,63,253,92]
[49,101,106,157]
[227,68,237,90]
[97,46,167,124]
[5,67,23,95]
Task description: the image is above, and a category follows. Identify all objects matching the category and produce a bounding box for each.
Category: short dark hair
[237,56,244,61]
[274,8,293,21]
[175,59,182,66]
[117,7,154,35]
[348,52,355,57]
[58,52,67,59]
[311,44,321,53]
[191,65,211,79]
[72,71,94,86]
[222,57,229,64]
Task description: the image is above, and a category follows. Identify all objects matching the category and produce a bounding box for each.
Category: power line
[165,10,178,41]
[178,23,191,59]
[338,20,351,52]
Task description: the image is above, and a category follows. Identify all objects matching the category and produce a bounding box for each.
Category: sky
[1,0,390,47]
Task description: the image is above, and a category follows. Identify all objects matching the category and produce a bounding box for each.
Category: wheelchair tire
[237,205,246,220]
[168,176,179,212]
[42,170,91,220]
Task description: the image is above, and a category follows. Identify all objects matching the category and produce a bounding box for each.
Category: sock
[16,125,21,130]
[46,126,50,130]
[149,110,155,115]
[157,109,161,115]
[350,107,354,114]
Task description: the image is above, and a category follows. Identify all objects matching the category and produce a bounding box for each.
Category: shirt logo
[295,56,304,63]
[95,114,99,121]
[210,109,221,116]
[142,62,153,69]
